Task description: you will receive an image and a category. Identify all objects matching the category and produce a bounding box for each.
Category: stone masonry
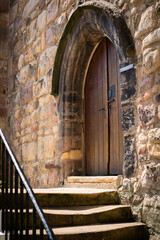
[0,0,160,239]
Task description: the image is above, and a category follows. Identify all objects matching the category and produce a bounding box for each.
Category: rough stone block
[46,13,67,46]
[37,10,47,33]
[135,6,157,39]
[143,28,160,49]
[17,65,29,85]
[121,107,135,131]
[23,0,40,20]
[30,109,39,125]
[25,102,34,115]
[21,83,33,105]
[48,170,59,187]
[138,103,157,126]
[142,194,160,234]
[123,135,136,178]
[60,0,74,12]
[39,46,56,77]
[32,37,42,56]
[47,0,58,25]
[148,128,160,144]
[120,68,136,101]
[33,77,48,99]
[22,141,37,161]
[38,135,54,160]
[143,46,160,75]
[24,47,34,63]
[139,75,154,94]
[149,144,160,160]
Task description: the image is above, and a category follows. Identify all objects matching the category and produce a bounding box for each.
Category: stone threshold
[67,176,123,183]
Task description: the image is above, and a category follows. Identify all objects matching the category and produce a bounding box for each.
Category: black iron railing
[0,128,56,239]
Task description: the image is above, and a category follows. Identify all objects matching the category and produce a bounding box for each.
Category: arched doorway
[51,1,136,181]
[85,38,123,176]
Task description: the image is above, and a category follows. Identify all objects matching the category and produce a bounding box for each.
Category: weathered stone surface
[22,141,37,161]
[123,135,136,178]
[48,170,59,186]
[32,37,41,56]
[18,54,25,70]
[33,77,49,99]
[37,10,47,33]
[148,128,160,144]
[143,46,160,75]
[24,47,34,63]
[39,46,56,77]
[143,28,160,49]
[25,102,34,115]
[70,149,82,160]
[47,0,58,24]
[120,69,136,101]
[46,13,67,46]
[142,194,160,235]
[10,3,18,23]
[121,107,135,131]
[138,103,157,126]
[22,0,40,20]
[135,40,142,55]
[149,145,160,160]
[60,0,75,11]
[118,178,133,204]
[21,83,33,105]
[17,65,29,85]
[38,136,54,160]
[139,75,154,94]
[135,6,157,39]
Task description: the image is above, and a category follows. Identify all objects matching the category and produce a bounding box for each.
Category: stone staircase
[30,176,149,240]
[0,176,149,239]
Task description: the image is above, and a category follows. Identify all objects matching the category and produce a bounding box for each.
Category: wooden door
[85,38,123,176]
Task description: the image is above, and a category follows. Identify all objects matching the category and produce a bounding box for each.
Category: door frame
[83,38,123,176]
[51,1,136,181]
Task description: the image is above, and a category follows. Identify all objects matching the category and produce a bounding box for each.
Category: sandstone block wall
[0,0,160,239]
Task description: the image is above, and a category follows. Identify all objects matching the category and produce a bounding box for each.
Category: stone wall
[115,0,160,239]
[2,0,160,239]
[0,0,9,131]
[7,0,80,187]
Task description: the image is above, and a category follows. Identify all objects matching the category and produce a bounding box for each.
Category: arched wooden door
[85,38,123,176]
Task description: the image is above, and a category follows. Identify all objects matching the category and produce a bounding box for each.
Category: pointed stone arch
[52,1,137,180]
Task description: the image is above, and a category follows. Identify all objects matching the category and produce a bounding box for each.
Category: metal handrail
[0,128,56,239]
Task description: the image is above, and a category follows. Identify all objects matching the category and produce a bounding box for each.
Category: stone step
[33,188,119,207]
[43,205,133,227]
[5,205,133,229]
[66,176,123,189]
[21,222,149,240]
[0,188,119,208]
[0,232,5,240]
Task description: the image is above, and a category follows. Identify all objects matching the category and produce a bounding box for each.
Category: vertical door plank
[107,39,123,175]
[85,38,109,175]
